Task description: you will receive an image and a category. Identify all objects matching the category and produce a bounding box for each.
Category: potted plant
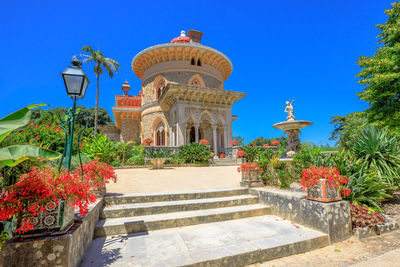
[237,162,263,184]
[199,139,209,146]
[300,166,351,202]
[141,138,153,146]
[230,140,239,146]
[0,166,99,236]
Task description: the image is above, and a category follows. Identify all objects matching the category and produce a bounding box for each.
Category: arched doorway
[155,123,165,146]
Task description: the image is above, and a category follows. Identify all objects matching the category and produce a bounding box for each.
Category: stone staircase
[83,188,329,266]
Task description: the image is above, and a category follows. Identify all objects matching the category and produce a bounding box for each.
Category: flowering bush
[230,140,239,146]
[237,162,263,174]
[81,160,117,191]
[142,138,153,146]
[236,150,246,158]
[350,203,384,228]
[11,121,81,154]
[219,152,226,158]
[263,144,270,147]
[200,139,209,146]
[301,166,351,197]
[0,161,116,234]
[271,140,280,146]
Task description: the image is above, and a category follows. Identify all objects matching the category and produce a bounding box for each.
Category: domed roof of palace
[131,30,233,81]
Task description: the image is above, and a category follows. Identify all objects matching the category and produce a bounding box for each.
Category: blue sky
[0,0,393,145]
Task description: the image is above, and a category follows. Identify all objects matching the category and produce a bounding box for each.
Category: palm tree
[80,46,120,134]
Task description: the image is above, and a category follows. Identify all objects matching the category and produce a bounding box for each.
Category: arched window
[191,58,195,65]
[154,77,165,100]
[156,123,165,146]
[188,74,205,87]
[197,59,201,66]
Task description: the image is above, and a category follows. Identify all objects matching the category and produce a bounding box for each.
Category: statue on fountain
[284,100,295,121]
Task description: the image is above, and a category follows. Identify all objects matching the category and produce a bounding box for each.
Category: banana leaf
[0,103,46,143]
[0,145,61,169]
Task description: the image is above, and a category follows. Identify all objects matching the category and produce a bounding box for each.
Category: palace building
[100,30,246,154]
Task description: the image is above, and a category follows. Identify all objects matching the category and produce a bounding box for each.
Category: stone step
[95,204,271,237]
[100,195,259,219]
[104,187,249,205]
[83,216,329,267]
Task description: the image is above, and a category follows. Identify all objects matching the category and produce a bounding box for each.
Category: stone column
[171,127,175,146]
[223,127,228,149]
[212,125,217,153]
[194,123,200,143]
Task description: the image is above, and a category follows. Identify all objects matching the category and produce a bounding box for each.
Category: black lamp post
[59,58,89,170]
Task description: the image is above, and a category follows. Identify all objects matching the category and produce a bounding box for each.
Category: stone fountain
[272,100,312,158]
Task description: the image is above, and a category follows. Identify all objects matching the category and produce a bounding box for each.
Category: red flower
[263,144,270,147]
[219,152,226,158]
[141,138,153,146]
[236,150,246,158]
[200,139,209,146]
[230,140,239,146]
[271,140,280,146]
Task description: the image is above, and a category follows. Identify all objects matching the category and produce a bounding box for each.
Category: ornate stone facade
[102,30,246,153]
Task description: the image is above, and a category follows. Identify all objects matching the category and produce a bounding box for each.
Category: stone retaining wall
[353,214,399,239]
[250,188,352,243]
[0,198,103,267]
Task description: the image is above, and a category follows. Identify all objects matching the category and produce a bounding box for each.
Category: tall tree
[356,2,400,134]
[80,46,120,134]
[329,112,366,149]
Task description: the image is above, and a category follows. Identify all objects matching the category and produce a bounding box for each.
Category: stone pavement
[81,215,328,266]
[108,166,241,194]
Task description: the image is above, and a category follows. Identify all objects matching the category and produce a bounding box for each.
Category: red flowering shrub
[81,160,117,191]
[271,140,280,146]
[237,162,263,174]
[236,150,246,158]
[263,144,270,147]
[142,138,153,146]
[230,140,239,146]
[219,152,226,158]
[200,139,209,146]
[12,121,82,153]
[350,204,384,228]
[301,166,351,197]
[0,161,117,234]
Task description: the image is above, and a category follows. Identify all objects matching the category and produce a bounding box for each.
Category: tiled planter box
[240,170,263,188]
[20,199,74,237]
[307,179,342,202]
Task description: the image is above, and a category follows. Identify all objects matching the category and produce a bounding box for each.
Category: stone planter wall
[250,188,352,243]
[0,198,103,267]
[353,214,399,239]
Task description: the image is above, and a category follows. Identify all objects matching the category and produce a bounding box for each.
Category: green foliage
[176,143,211,164]
[147,149,171,159]
[351,126,400,187]
[345,171,392,212]
[127,146,145,165]
[0,104,61,172]
[30,106,113,129]
[257,150,294,188]
[356,2,400,134]
[249,136,288,149]
[241,145,263,162]
[82,133,116,164]
[329,113,366,149]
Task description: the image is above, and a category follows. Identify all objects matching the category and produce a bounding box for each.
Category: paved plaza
[107,166,243,194]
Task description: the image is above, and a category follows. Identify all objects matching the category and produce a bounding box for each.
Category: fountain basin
[272,120,313,131]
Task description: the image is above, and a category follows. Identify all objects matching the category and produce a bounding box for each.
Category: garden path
[107,166,243,194]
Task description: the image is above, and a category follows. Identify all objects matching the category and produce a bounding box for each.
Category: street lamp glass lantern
[61,59,89,98]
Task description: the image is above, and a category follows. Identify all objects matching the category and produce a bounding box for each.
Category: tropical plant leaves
[0,103,46,143]
[0,145,61,169]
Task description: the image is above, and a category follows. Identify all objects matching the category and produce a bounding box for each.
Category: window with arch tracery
[197,59,201,66]
[191,58,195,65]
[156,123,165,146]
[190,79,201,86]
